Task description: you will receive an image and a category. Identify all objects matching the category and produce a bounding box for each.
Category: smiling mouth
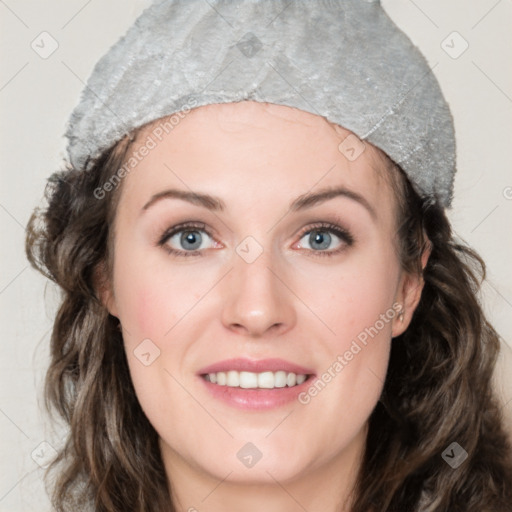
[202,370,312,389]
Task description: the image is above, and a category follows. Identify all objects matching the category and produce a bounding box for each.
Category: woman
[25,0,512,510]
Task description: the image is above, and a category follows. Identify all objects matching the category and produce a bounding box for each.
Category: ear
[392,240,431,338]
[93,261,119,318]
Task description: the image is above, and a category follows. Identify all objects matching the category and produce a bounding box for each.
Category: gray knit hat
[65,0,456,207]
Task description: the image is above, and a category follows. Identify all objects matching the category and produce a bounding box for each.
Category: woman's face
[104,101,419,491]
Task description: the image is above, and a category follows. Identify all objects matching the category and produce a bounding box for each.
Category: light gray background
[1,1,511,510]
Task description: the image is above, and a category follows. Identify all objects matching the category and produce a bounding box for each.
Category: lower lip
[199,375,315,410]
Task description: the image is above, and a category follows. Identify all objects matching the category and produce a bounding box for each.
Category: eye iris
[181,230,202,250]
[310,230,331,250]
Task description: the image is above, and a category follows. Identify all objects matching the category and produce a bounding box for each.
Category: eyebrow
[142,189,225,212]
[289,186,376,220]
[141,185,376,220]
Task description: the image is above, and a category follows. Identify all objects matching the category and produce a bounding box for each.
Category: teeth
[205,370,309,389]
[296,374,306,385]
[287,372,296,386]
[274,370,287,388]
[258,371,275,388]
[226,370,239,387]
[240,371,258,388]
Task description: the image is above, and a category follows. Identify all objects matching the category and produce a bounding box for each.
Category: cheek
[298,248,399,413]
[112,244,200,341]
[307,251,400,345]
[115,274,171,341]
[296,292,392,446]
[111,258,195,437]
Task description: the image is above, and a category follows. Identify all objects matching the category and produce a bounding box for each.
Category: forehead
[118,101,395,223]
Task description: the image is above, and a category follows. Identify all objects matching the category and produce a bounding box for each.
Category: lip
[197,357,315,376]
[197,358,316,411]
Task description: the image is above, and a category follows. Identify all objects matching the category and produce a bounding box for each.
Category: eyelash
[157,218,354,258]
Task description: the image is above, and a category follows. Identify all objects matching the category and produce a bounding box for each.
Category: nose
[220,248,297,338]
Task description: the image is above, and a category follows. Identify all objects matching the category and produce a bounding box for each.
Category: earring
[398,309,405,323]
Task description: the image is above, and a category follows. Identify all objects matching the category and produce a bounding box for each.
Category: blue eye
[158,220,354,258]
[158,222,215,257]
[173,230,206,250]
[297,223,354,257]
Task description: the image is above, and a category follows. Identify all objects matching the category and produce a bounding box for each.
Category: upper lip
[197,358,315,376]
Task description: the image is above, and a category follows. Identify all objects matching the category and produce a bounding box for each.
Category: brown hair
[26,131,512,511]
[352,156,512,511]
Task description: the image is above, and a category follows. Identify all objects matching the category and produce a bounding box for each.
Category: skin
[101,101,425,512]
